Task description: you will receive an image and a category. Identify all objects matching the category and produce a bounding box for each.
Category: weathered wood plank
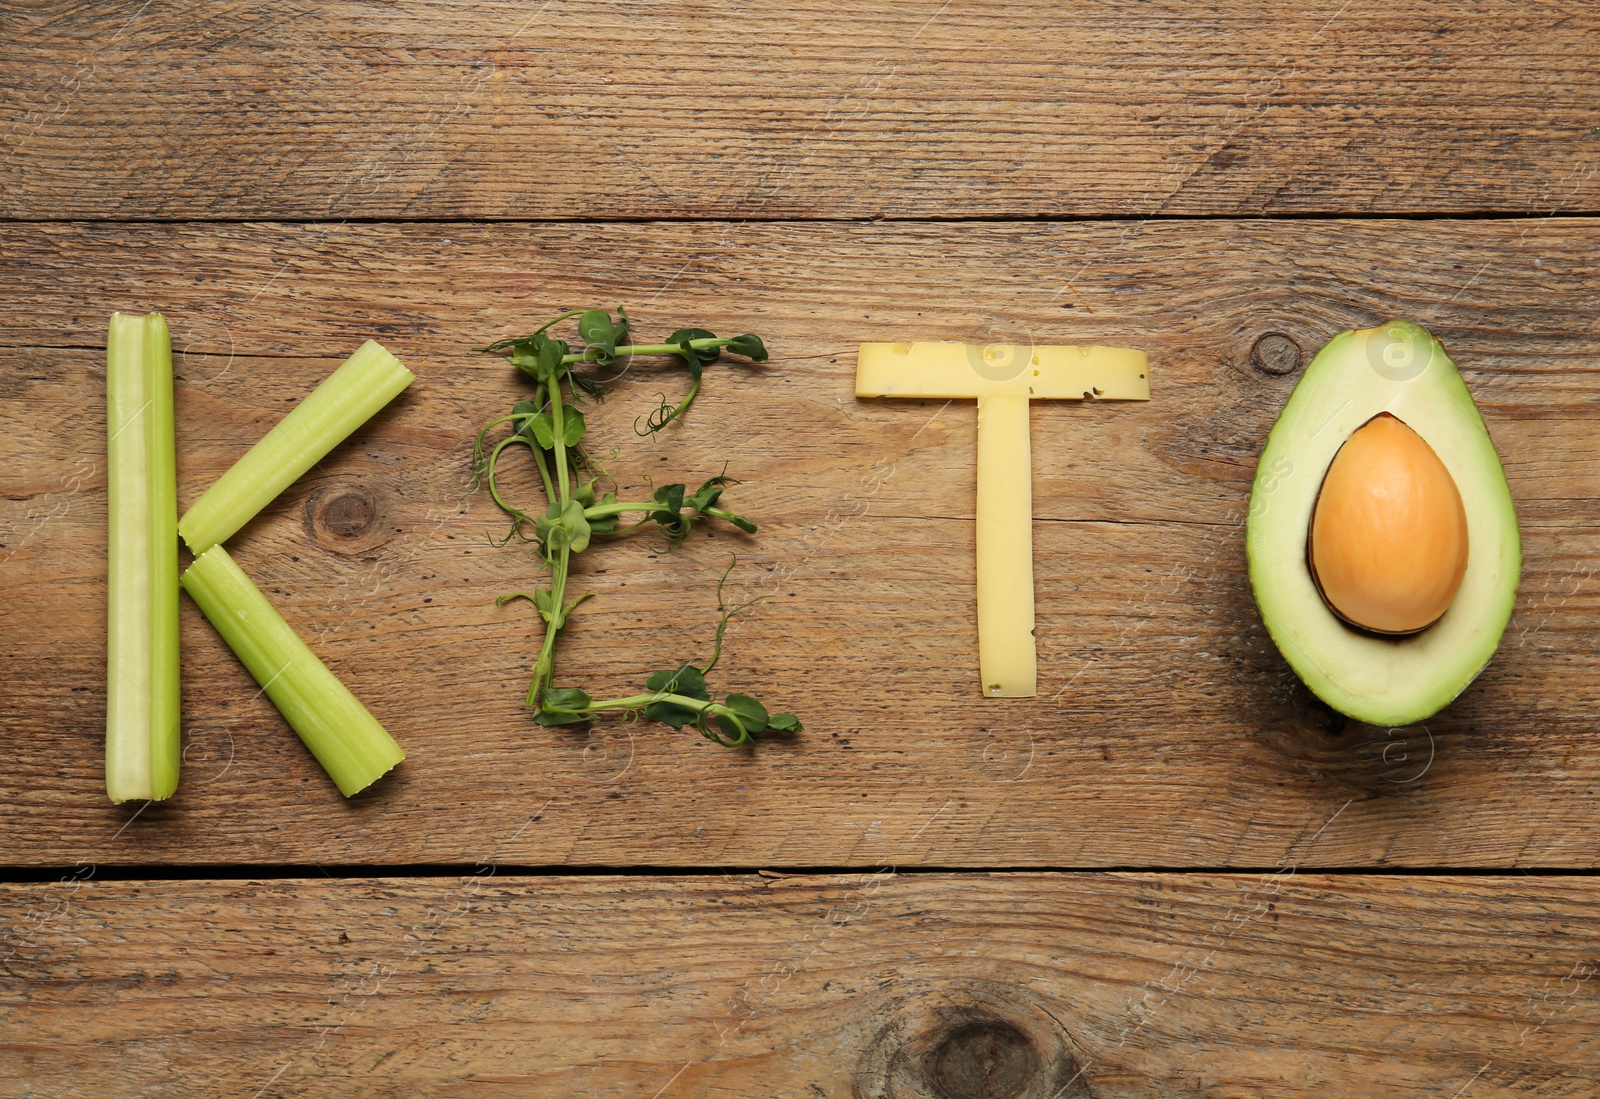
[2,873,1597,1096]
[2,1,1597,220]
[2,218,1598,867]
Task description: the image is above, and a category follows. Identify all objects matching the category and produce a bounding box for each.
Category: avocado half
[1246,321,1520,726]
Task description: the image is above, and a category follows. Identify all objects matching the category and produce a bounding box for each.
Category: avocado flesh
[1246,321,1520,726]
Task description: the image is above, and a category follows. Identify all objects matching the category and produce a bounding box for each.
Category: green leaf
[562,406,587,447]
[562,499,592,554]
[666,327,719,374]
[573,481,596,508]
[527,411,555,449]
[724,334,768,362]
[653,483,685,513]
[510,399,540,441]
[533,501,563,545]
[578,310,618,363]
[614,305,631,346]
[714,693,772,744]
[508,342,542,377]
[536,686,594,726]
[643,664,710,728]
[723,693,769,733]
[542,686,592,708]
[533,588,556,622]
[536,337,568,382]
[501,332,555,377]
[534,499,592,554]
[650,482,689,539]
[686,475,732,513]
[645,701,701,729]
[766,713,802,733]
[645,663,708,698]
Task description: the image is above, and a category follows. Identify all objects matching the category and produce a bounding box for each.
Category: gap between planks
[1,864,1598,883]
[3,210,1600,227]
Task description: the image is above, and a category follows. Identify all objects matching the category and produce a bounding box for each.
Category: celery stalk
[178,340,414,554]
[105,312,181,804]
[180,545,404,796]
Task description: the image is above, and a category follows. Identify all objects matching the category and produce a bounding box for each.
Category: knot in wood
[322,491,376,538]
[303,484,392,555]
[852,979,1088,1099]
[1251,332,1304,376]
[927,1018,1038,1099]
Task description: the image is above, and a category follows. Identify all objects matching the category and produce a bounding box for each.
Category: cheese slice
[857,341,1149,401]
[856,341,1150,698]
[977,393,1037,696]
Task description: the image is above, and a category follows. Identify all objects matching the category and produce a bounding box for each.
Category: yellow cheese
[977,393,1037,696]
[855,340,1149,698]
[856,341,1149,401]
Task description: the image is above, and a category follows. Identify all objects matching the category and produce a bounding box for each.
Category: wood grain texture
[2,872,1597,1097]
[3,0,1598,221]
[2,218,1599,868]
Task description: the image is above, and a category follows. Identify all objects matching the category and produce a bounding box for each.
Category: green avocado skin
[1246,321,1521,727]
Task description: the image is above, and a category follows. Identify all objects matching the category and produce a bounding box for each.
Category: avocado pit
[1307,412,1469,635]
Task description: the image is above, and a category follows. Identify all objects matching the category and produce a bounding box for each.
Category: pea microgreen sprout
[473,308,798,745]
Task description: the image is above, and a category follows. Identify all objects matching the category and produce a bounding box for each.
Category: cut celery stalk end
[180,545,405,797]
[178,340,414,554]
[106,312,181,804]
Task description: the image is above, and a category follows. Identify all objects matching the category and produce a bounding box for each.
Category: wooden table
[4,3,1598,1095]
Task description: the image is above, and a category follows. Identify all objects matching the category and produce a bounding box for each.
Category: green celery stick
[179,340,414,554]
[105,312,181,804]
[180,544,404,797]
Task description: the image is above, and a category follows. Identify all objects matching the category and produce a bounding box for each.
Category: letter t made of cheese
[856,341,1149,697]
